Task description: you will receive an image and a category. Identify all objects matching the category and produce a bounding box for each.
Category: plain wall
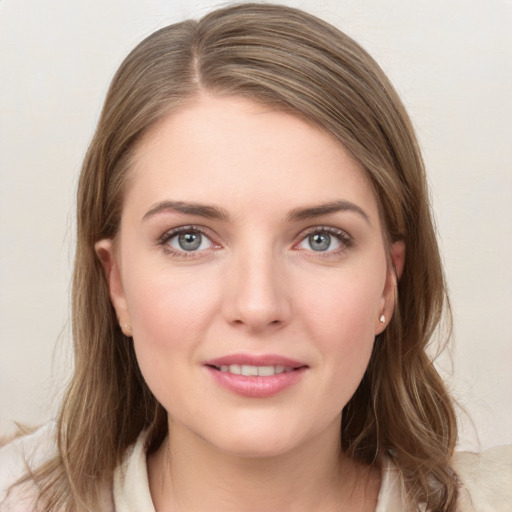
[1,0,511,451]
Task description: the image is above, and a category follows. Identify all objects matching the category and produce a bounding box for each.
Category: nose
[222,245,291,333]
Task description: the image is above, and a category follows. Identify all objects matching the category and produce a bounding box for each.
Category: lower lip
[206,367,307,398]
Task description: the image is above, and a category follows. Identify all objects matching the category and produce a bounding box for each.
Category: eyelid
[156,224,352,259]
[158,225,221,257]
[293,225,353,254]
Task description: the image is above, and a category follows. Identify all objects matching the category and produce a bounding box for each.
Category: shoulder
[0,422,58,511]
[453,445,512,512]
[376,447,512,512]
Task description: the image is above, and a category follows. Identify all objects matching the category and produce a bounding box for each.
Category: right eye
[170,231,212,252]
[159,226,217,257]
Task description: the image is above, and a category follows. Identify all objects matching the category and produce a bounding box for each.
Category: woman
[1,3,510,511]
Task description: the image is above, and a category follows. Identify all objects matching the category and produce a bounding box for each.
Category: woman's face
[97,96,402,457]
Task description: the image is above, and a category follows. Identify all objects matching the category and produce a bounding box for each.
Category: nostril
[229,317,284,331]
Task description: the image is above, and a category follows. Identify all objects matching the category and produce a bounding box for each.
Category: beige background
[1,0,511,450]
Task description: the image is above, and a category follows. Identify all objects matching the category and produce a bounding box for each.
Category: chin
[194,415,327,460]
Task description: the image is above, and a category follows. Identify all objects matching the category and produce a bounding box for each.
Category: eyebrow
[142,199,370,225]
[142,200,230,222]
[286,200,370,225]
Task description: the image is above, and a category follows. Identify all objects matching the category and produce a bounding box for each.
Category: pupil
[178,232,202,251]
[309,233,330,251]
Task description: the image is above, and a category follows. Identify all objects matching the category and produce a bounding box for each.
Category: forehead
[123,95,380,222]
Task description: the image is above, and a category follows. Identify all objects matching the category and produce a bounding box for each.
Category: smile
[216,364,295,376]
[204,355,308,398]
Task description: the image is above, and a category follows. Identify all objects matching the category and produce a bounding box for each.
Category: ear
[390,239,405,280]
[375,240,405,335]
[95,238,132,337]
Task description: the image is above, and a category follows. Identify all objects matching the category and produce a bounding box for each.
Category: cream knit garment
[1,423,511,511]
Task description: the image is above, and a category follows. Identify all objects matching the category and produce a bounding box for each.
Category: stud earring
[379,314,386,324]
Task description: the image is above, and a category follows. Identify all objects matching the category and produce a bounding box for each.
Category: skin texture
[96,95,404,511]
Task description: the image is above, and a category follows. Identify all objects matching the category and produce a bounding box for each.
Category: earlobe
[95,239,132,335]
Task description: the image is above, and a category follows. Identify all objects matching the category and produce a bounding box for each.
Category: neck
[147,419,380,512]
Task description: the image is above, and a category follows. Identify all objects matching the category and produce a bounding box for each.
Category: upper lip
[204,354,308,369]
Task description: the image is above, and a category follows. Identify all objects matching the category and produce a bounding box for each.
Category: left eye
[167,230,213,252]
[297,230,348,252]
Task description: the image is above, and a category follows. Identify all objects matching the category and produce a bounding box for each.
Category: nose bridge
[224,239,290,331]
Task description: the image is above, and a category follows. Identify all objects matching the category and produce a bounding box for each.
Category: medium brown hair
[21,3,458,510]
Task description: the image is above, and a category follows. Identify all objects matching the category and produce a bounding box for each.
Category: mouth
[203,355,308,398]
[207,364,301,376]
[204,354,308,375]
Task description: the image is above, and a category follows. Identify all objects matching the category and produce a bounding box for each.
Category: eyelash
[157,225,353,259]
[158,225,218,258]
[295,226,353,257]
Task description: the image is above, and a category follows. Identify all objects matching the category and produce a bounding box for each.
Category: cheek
[297,267,385,387]
[129,277,219,341]
[122,264,221,387]
[300,266,384,339]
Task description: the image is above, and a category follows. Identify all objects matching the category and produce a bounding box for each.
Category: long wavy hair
[21,3,458,511]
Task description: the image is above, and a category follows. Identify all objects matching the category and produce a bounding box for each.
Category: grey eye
[166,230,213,253]
[308,233,331,251]
[177,232,203,251]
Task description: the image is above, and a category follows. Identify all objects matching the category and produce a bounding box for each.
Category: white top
[1,422,511,511]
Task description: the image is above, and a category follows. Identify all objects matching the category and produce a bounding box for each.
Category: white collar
[113,432,406,512]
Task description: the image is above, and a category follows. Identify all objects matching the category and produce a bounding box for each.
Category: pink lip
[204,354,306,368]
[203,353,308,398]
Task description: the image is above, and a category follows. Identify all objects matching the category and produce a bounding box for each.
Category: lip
[205,354,307,368]
[204,354,308,398]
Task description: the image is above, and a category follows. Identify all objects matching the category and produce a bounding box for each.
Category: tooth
[218,364,295,376]
[241,365,258,376]
[229,364,241,375]
[258,366,275,376]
